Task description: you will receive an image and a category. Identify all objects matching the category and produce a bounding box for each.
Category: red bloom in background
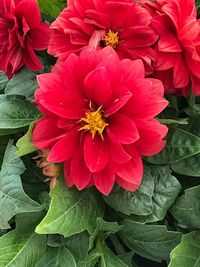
[48,0,158,74]
[32,47,168,195]
[0,0,50,79]
[141,0,200,96]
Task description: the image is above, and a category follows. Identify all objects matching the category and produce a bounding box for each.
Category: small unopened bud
[33,150,60,190]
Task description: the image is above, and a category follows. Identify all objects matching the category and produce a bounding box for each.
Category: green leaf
[0,136,10,166]
[147,128,200,164]
[170,185,200,230]
[104,167,154,216]
[4,65,50,101]
[105,166,181,223]
[36,247,77,267]
[36,179,104,237]
[0,72,8,90]
[171,115,200,176]
[0,141,42,229]
[38,0,66,18]
[16,122,37,157]
[89,218,122,249]
[138,166,181,223]
[168,231,200,267]
[77,251,101,267]
[0,212,47,267]
[0,95,40,130]
[96,239,128,267]
[181,114,200,137]
[65,232,89,260]
[5,68,38,101]
[118,252,137,267]
[119,220,182,262]
[21,156,48,202]
[171,153,200,177]
[158,118,188,125]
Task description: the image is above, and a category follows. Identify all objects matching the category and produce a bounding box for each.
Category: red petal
[134,118,168,156]
[70,148,92,190]
[23,42,43,70]
[121,26,158,48]
[15,0,41,28]
[37,73,62,93]
[110,141,131,164]
[116,176,140,191]
[152,15,181,52]
[105,86,132,116]
[122,79,168,118]
[48,130,79,162]
[38,89,85,119]
[107,114,139,144]
[93,167,115,195]
[84,67,112,106]
[84,134,109,172]
[116,147,143,185]
[30,24,50,50]
[32,117,65,150]
[64,160,74,188]
[120,59,145,80]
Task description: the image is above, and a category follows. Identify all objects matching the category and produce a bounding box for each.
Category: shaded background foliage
[0,0,200,266]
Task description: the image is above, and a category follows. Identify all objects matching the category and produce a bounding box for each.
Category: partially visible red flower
[0,0,50,79]
[141,0,200,96]
[48,0,158,74]
[32,47,168,195]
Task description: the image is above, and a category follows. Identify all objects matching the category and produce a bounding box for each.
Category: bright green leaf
[36,247,77,267]
[16,122,37,157]
[119,220,182,262]
[38,0,66,18]
[170,185,200,230]
[0,141,42,229]
[0,212,47,267]
[36,179,104,237]
[168,231,200,267]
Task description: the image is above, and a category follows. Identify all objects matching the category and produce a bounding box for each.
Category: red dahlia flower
[141,0,200,96]
[32,47,168,195]
[48,0,158,74]
[0,0,50,79]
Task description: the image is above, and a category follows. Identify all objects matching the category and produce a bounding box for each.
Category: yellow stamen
[104,30,119,48]
[79,106,108,139]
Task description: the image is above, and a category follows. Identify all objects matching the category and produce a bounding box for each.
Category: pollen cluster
[104,30,119,48]
[79,106,108,138]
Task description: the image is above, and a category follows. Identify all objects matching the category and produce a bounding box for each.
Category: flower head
[0,0,50,79]
[32,47,168,195]
[48,0,158,74]
[141,0,200,96]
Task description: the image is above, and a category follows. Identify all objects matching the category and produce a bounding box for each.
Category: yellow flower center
[104,30,119,48]
[79,106,108,139]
